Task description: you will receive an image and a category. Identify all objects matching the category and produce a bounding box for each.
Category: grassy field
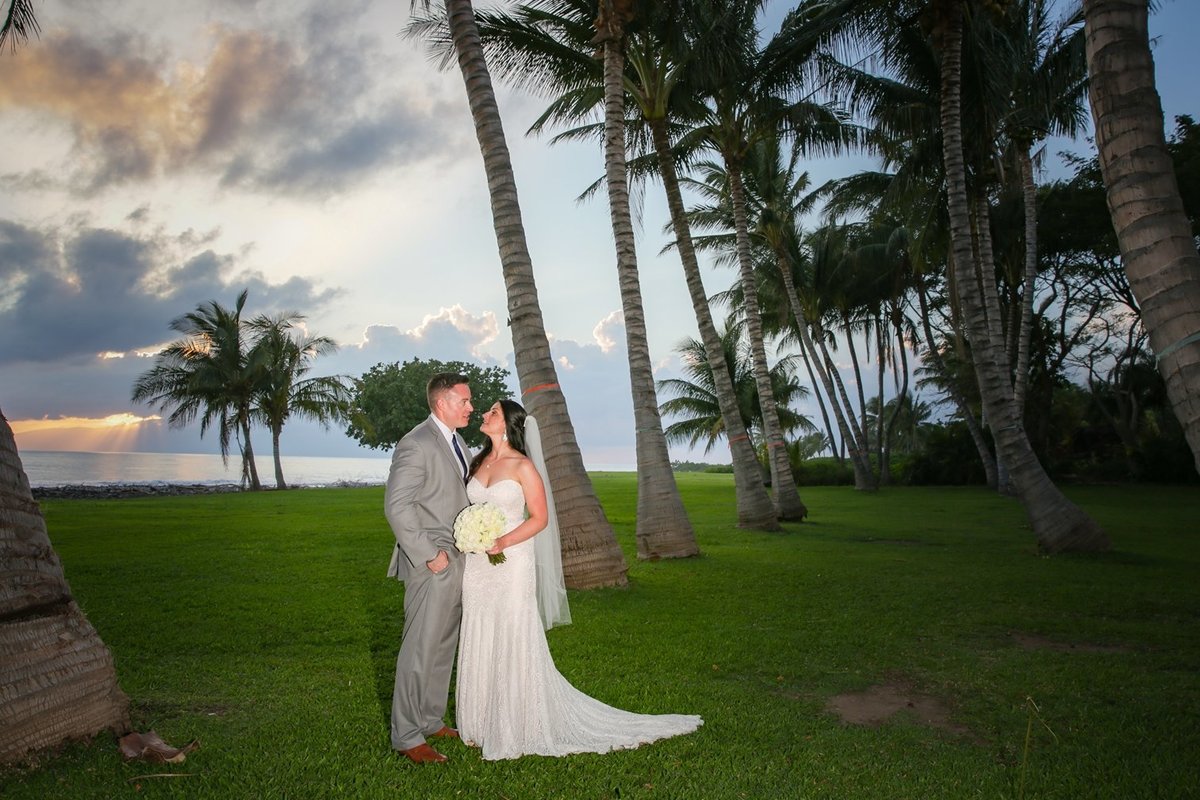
[2,475,1198,799]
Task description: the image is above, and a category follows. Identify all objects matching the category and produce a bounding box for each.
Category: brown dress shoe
[402,743,447,764]
[430,726,460,739]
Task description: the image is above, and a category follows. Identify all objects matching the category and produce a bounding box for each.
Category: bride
[456,399,703,760]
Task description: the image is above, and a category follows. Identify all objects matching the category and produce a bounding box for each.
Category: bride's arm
[487,459,548,554]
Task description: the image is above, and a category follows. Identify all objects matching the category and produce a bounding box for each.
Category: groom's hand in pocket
[427,550,450,574]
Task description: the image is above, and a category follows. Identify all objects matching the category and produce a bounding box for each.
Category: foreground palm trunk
[1084,0,1200,474]
[1013,148,1039,417]
[599,21,699,559]
[446,0,627,586]
[938,4,1107,552]
[0,411,129,763]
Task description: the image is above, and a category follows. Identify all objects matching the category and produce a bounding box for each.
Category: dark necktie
[451,435,468,481]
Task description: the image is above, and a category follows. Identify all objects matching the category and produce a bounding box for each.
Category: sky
[2,0,1196,469]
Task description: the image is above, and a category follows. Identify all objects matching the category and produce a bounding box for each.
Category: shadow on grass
[361,578,404,736]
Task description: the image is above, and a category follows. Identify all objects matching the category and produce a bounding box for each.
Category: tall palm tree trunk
[726,165,806,520]
[778,255,877,489]
[799,341,841,464]
[1084,0,1200,473]
[1,410,130,763]
[939,2,1107,552]
[1013,147,1039,416]
[972,194,1016,495]
[819,323,875,475]
[884,309,911,481]
[271,425,287,490]
[647,118,778,530]
[599,19,698,559]
[883,316,892,484]
[915,272,998,488]
[239,414,261,491]
[445,0,628,586]
[842,312,871,464]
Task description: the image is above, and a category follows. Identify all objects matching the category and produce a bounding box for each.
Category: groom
[385,372,473,764]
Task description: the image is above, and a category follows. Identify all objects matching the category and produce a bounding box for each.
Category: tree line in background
[656,116,1198,489]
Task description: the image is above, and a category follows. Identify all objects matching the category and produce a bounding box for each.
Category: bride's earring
[502,433,508,442]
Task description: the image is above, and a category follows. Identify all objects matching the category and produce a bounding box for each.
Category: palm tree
[571,5,785,529]
[672,0,840,521]
[247,313,353,490]
[0,411,131,763]
[420,0,628,587]
[1083,0,1200,474]
[424,0,698,558]
[594,0,700,559]
[515,3,787,527]
[725,134,877,489]
[807,15,1001,487]
[132,291,264,490]
[1002,0,1089,419]
[934,0,1107,551]
[657,322,814,455]
[804,0,1106,546]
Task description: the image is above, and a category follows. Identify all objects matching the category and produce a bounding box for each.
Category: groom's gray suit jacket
[385,416,471,581]
[384,415,471,751]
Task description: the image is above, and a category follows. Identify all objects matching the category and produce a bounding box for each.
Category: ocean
[17,450,636,488]
[18,450,394,488]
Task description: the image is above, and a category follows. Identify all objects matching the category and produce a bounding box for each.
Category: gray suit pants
[390,554,464,751]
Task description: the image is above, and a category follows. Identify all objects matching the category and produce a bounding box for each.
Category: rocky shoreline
[31,483,246,500]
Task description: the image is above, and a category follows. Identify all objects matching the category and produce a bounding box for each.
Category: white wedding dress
[456,477,703,761]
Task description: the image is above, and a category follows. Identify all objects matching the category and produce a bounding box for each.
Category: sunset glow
[9,413,163,453]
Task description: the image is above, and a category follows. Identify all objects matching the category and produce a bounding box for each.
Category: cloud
[0,217,341,366]
[592,310,623,354]
[340,306,503,377]
[0,13,460,199]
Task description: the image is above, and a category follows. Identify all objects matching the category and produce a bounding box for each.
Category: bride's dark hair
[468,399,527,477]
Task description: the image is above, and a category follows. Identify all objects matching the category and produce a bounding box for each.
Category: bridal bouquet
[454,502,507,565]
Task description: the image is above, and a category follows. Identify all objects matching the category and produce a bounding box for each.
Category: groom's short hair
[427,372,470,410]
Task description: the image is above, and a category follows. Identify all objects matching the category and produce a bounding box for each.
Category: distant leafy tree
[346,358,512,450]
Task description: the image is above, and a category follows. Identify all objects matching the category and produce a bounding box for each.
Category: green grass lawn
[3,476,1198,799]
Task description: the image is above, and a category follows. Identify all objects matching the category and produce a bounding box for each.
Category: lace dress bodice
[467,478,527,528]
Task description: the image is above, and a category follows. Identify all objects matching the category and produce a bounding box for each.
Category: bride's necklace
[481,445,513,469]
